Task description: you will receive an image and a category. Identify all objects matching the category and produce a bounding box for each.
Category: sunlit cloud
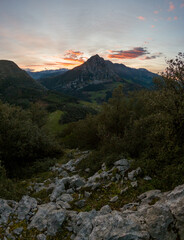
[154,10,159,14]
[108,47,149,59]
[137,16,145,21]
[63,50,86,64]
[168,2,175,11]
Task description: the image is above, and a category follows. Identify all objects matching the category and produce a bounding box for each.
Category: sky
[0,0,183,73]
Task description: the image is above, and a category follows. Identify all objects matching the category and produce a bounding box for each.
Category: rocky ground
[0,150,184,240]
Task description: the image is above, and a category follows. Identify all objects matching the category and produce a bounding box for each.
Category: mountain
[39,55,158,102]
[27,68,68,80]
[0,60,44,104]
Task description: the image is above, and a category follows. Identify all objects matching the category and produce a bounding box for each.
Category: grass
[45,110,67,134]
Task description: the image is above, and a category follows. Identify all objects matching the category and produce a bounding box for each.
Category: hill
[0,60,44,105]
[39,55,158,102]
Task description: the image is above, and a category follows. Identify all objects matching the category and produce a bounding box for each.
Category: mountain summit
[39,55,158,101]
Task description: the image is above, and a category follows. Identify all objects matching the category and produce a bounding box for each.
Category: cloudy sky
[0,0,183,72]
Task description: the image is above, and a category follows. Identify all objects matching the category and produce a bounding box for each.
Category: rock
[47,209,66,236]
[120,187,129,194]
[91,182,101,190]
[144,176,152,181]
[59,170,69,177]
[28,202,57,231]
[138,190,161,205]
[75,200,86,208]
[0,199,15,225]
[114,159,129,167]
[57,193,73,202]
[115,173,121,181]
[16,196,37,221]
[128,167,142,181]
[100,205,112,214]
[56,201,71,209]
[165,184,184,238]
[84,191,92,198]
[67,188,75,194]
[29,202,66,236]
[121,203,139,212]
[70,176,86,189]
[50,180,65,201]
[13,227,23,235]
[37,233,47,240]
[85,168,90,173]
[131,181,138,188]
[110,196,118,202]
[101,163,106,171]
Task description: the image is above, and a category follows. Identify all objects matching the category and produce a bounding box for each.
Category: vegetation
[0,102,62,178]
[61,53,184,190]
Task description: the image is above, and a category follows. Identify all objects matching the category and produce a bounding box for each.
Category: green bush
[0,102,62,177]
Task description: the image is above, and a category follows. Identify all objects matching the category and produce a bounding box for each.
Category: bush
[0,102,62,177]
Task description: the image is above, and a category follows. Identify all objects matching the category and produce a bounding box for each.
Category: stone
[84,191,92,198]
[28,202,57,231]
[110,196,118,202]
[16,196,37,221]
[57,193,73,202]
[131,181,138,188]
[121,186,129,194]
[75,200,86,208]
[50,180,65,201]
[114,159,129,167]
[47,209,66,236]
[85,168,90,173]
[100,205,112,214]
[13,227,23,235]
[128,167,142,181]
[144,176,152,181]
[37,234,47,240]
[0,199,15,225]
[56,201,71,209]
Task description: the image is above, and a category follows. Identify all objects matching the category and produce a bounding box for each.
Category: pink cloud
[181,2,184,8]
[167,17,172,21]
[154,10,159,14]
[137,16,145,21]
[108,47,149,59]
[174,16,178,20]
[151,25,155,28]
[168,2,175,11]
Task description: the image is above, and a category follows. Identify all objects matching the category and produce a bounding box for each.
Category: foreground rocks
[0,151,184,239]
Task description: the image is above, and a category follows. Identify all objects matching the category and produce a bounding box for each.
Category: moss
[31,188,53,203]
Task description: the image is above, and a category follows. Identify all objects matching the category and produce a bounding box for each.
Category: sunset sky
[0,0,183,73]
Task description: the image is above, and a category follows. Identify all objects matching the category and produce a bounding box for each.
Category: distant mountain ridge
[39,55,158,93]
[27,68,68,80]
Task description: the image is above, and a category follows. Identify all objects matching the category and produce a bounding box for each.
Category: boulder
[16,196,37,221]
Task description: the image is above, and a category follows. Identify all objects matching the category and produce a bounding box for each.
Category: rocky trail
[0,150,184,240]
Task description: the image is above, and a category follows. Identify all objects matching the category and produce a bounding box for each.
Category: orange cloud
[137,16,145,21]
[168,2,175,11]
[63,57,85,64]
[108,47,149,59]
